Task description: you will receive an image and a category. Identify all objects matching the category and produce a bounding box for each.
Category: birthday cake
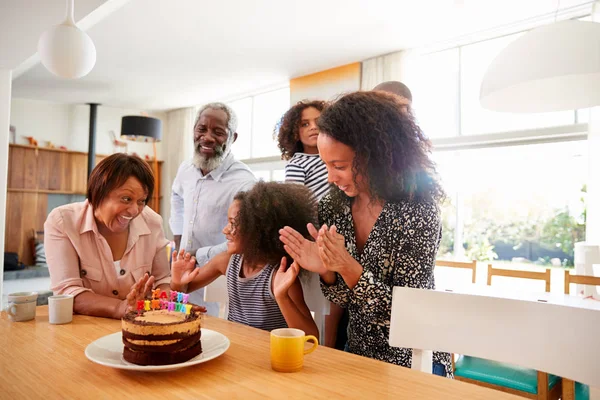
[121,290,203,366]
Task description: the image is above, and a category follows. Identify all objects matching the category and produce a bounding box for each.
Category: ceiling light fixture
[480,1,600,113]
[37,0,96,79]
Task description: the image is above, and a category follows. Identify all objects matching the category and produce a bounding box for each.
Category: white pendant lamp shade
[37,0,96,79]
[480,20,600,113]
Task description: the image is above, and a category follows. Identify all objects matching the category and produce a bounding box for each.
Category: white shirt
[169,153,256,266]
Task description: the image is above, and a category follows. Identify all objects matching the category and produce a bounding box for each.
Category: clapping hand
[123,272,155,313]
[317,224,356,274]
[272,257,300,299]
[279,223,325,274]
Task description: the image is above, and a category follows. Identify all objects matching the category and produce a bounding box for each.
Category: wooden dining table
[0,306,521,399]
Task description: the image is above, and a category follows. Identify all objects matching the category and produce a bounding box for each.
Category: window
[228,97,253,160]
[252,170,271,181]
[272,169,286,182]
[252,88,290,158]
[406,49,460,138]
[434,141,587,267]
[225,87,290,161]
[460,34,574,135]
[400,20,591,272]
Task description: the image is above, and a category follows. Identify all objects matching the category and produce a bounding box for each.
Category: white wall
[9,98,71,147]
[0,70,12,305]
[8,99,170,224]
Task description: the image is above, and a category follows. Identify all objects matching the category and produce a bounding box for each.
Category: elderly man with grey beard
[170,102,256,315]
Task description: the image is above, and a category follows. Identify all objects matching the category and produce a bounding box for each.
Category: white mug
[6,292,38,322]
[48,295,74,324]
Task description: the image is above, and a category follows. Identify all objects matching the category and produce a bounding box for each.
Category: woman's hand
[121,272,155,315]
[171,249,200,288]
[317,225,356,273]
[272,257,300,300]
[279,223,325,274]
[317,225,363,288]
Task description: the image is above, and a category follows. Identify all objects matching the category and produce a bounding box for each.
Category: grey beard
[191,141,232,173]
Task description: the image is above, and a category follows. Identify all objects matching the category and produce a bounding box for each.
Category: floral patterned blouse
[319,193,453,378]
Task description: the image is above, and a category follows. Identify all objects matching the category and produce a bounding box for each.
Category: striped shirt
[285,153,329,201]
[226,254,288,331]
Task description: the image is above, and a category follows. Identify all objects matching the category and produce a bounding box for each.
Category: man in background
[373,80,413,114]
[170,102,256,315]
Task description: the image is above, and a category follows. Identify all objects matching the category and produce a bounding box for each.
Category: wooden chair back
[564,270,600,295]
[435,259,477,283]
[487,264,551,293]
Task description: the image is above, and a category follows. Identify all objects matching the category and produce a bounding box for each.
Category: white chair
[203,275,229,319]
[389,286,600,400]
[301,272,329,344]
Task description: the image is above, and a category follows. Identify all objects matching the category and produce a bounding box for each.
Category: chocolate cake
[122,309,202,366]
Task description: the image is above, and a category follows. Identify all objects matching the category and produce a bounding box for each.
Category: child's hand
[272,257,300,299]
[171,249,200,287]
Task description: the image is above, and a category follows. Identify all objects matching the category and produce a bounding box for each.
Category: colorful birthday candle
[152,288,160,299]
[185,304,192,315]
[151,299,159,310]
[136,300,144,311]
[175,303,182,312]
[170,291,177,302]
[168,301,175,312]
[177,292,183,302]
[144,300,151,311]
[182,294,189,304]
[159,300,167,310]
[160,291,168,299]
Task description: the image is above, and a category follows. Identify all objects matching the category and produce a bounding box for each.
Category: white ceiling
[4,0,594,111]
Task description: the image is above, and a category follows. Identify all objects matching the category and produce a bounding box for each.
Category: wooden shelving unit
[5,144,163,266]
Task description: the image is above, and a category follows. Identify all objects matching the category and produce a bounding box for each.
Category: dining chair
[389,287,599,400]
[453,264,559,400]
[561,270,600,400]
[564,270,600,296]
[203,275,229,319]
[435,259,477,284]
[487,264,551,293]
[301,272,328,344]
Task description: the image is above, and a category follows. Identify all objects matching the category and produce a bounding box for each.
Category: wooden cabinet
[4,144,163,266]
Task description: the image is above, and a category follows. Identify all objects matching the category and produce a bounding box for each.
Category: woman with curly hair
[276,100,330,201]
[279,91,452,377]
[171,181,318,337]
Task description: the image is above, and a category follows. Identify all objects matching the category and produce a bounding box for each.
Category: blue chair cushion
[576,382,589,400]
[455,355,560,394]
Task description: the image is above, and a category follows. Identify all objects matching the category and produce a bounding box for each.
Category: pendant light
[37,0,97,79]
[480,3,600,113]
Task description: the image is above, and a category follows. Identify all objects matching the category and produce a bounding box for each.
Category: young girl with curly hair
[171,181,318,337]
[275,100,329,201]
[280,91,452,377]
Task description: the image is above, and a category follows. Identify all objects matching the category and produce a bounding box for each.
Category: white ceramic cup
[48,295,74,324]
[5,292,38,322]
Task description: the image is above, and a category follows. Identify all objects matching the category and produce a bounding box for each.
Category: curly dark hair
[233,181,318,267]
[275,100,327,160]
[317,91,444,204]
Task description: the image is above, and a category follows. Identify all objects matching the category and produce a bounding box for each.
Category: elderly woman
[45,153,184,319]
[280,91,452,377]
